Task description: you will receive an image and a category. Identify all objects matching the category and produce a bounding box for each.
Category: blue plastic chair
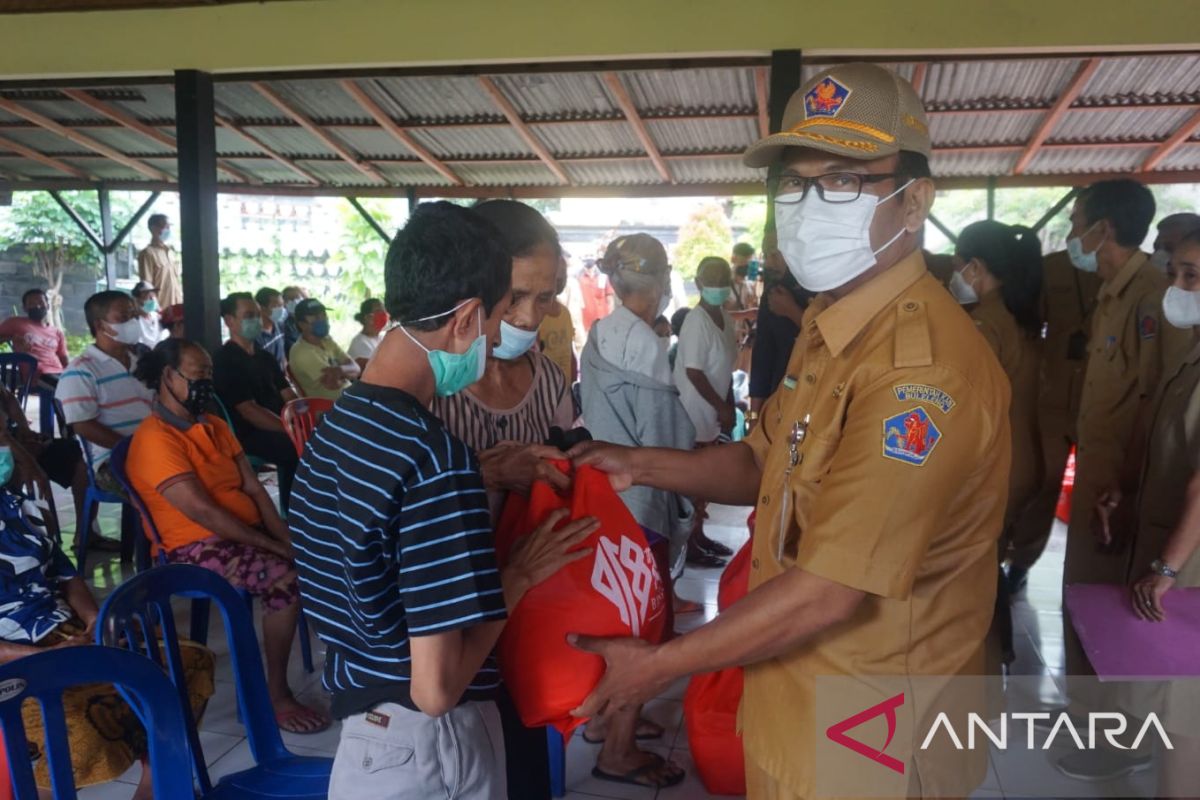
[214,394,270,472]
[96,564,331,799]
[548,728,567,797]
[0,647,199,800]
[107,436,314,671]
[0,352,37,410]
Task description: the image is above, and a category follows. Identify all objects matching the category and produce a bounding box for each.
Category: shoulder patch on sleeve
[1139,313,1157,340]
[882,407,942,466]
[894,300,932,368]
[893,384,956,413]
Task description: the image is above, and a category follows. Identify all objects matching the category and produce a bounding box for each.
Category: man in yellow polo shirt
[570,63,1011,799]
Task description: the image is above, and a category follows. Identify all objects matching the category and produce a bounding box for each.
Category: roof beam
[59,88,257,185]
[251,82,387,185]
[338,80,464,187]
[753,66,770,138]
[477,76,570,185]
[909,62,928,95]
[1140,107,1200,172]
[1014,58,1101,175]
[603,72,672,183]
[0,96,169,181]
[0,133,89,179]
[214,113,322,185]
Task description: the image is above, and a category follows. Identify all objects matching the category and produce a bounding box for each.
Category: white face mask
[1149,248,1171,272]
[107,318,143,345]
[948,264,980,305]
[1162,286,1200,329]
[774,180,913,292]
[1067,222,1104,274]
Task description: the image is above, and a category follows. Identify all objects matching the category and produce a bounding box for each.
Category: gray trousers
[329,700,507,800]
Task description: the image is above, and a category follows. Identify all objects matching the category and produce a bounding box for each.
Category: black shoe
[686,542,727,569]
[1055,750,1152,782]
[1006,564,1029,594]
[86,535,122,553]
[693,531,733,557]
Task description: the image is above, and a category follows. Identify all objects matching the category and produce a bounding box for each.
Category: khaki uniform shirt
[1038,251,1101,437]
[1134,337,1200,587]
[741,251,1011,797]
[1075,252,1181,492]
[137,242,182,308]
[970,290,1042,523]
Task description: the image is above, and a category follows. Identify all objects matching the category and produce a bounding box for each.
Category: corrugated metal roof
[930,150,1020,177]
[489,73,616,119]
[85,126,175,155]
[531,121,641,157]
[667,156,760,184]
[619,68,757,113]
[930,112,1039,147]
[214,83,285,121]
[1159,144,1200,172]
[330,126,417,160]
[0,156,61,178]
[1025,145,1154,174]
[0,127,93,155]
[647,118,758,153]
[367,76,498,122]
[224,157,302,183]
[108,85,177,122]
[452,161,559,186]
[293,158,377,186]
[563,159,661,186]
[1052,107,1194,142]
[1082,54,1200,100]
[375,161,455,186]
[268,79,369,123]
[241,125,334,158]
[409,126,532,159]
[924,59,1082,107]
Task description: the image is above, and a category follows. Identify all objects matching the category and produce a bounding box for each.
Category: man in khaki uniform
[137,213,182,308]
[1004,250,1101,591]
[569,63,1011,800]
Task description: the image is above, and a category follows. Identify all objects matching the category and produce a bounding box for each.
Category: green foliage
[672,202,733,280]
[731,196,768,253]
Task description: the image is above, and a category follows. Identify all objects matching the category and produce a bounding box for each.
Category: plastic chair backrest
[281,397,334,456]
[96,564,292,788]
[285,363,304,398]
[107,437,167,566]
[0,647,196,800]
[0,353,37,410]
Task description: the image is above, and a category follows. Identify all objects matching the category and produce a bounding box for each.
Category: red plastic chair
[285,363,305,398]
[281,397,335,456]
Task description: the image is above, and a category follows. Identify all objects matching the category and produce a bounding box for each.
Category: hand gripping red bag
[684,538,752,795]
[494,461,666,736]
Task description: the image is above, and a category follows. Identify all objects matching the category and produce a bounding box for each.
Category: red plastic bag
[495,461,666,735]
[685,538,752,795]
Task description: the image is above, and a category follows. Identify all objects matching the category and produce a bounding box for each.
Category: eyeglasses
[772,172,903,205]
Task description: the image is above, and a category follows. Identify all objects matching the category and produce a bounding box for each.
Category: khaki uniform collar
[813,249,927,358]
[1100,251,1148,299]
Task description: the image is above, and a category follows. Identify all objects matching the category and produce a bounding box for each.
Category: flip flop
[275,705,331,735]
[581,718,665,744]
[591,753,685,789]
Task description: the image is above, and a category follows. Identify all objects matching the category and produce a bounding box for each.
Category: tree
[731,195,768,252]
[672,202,733,280]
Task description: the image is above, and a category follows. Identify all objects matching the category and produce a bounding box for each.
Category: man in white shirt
[130,281,163,349]
[673,256,738,566]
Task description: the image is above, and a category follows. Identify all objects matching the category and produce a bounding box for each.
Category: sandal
[275,704,331,735]
[591,753,685,789]
[694,531,733,557]
[686,545,727,569]
[582,717,664,744]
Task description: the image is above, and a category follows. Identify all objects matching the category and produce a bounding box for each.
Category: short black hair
[385,201,512,331]
[21,288,47,305]
[471,200,562,260]
[956,220,1044,335]
[356,297,383,323]
[897,151,932,181]
[670,306,690,337]
[133,338,201,391]
[148,213,169,232]
[255,287,281,307]
[84,290,133,336]
[732,242,755,258]
[293,298,326,324]
[1081,179,1156,248]
[220,291,254,319]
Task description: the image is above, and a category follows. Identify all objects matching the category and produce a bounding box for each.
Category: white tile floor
[53,472,1111,800]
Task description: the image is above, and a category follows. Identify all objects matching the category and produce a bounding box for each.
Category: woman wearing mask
[131,280,163,349]
[950,220,1044,666]
[347,298,389,370]
[1105,228,1200,797]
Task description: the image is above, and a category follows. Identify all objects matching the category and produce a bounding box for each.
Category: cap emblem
[805,77,851,119]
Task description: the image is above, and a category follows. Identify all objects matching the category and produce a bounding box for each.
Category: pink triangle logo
[825,692,906,775]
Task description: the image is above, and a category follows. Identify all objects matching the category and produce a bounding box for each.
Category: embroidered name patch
[365,711,390,729]
[893,384,955,414]
[1140,315,1157,340]
[804,77,851,118]
[882,407,942,467]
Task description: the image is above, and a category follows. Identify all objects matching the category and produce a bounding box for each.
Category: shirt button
[752,558,760,569]
[904,302,918,312]
[805,374,816,384]
[761,494,770,506]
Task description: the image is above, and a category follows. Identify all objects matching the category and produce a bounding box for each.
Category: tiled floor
[54,474,1106,800]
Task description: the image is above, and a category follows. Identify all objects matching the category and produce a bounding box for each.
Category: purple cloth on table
[1065,583,1200,680]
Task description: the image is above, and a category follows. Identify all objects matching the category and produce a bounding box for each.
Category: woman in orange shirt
[127,338,328,735]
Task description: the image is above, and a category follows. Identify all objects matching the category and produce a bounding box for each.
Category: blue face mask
[1067,222,1104,274]
[270,306,288,325]
[493,320,539,360]
[311,320,331,339]
[400,301,488,397]
[0,447,13,487]
[700,285,733,306]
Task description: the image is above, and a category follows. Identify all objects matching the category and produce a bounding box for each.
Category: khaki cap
[743,63,931,168]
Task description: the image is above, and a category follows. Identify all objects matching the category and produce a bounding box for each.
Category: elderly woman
[0,493,213,797]
[126,338,328,735]
[1096,228,1200,795]
[434,204,681,793]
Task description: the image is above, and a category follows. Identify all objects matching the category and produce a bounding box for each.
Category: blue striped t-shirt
[290,381,507,718]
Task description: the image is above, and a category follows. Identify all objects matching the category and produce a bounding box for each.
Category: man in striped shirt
[55,291,153,550]
[291,202,596,800]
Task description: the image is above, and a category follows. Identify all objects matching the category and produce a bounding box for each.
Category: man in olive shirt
[136,214,182,308]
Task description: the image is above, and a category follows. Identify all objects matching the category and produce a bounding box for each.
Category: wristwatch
[1150,559,1178,579]
[746,411,760,421]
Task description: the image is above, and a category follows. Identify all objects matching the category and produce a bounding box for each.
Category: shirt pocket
[339,732,416,775]
[797,431,840,482]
